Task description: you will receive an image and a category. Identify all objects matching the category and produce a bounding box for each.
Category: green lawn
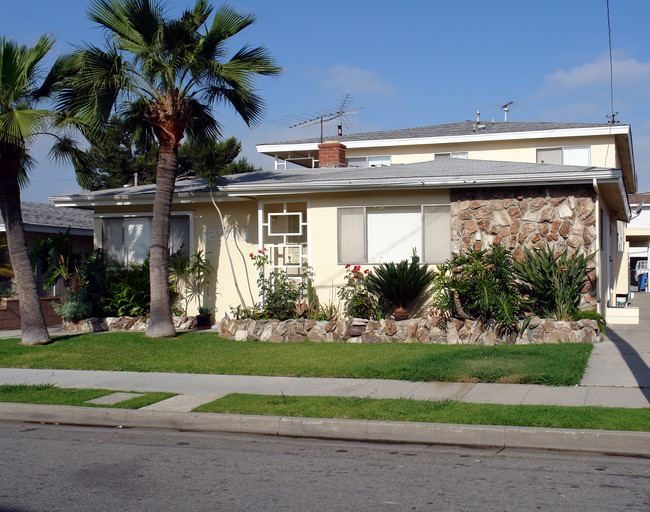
[0,332,592,386]
[195,394,650,432]
[0,384,175,409]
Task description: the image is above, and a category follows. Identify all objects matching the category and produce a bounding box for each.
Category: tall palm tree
[57,0,281,337]
[0,35,57,345]
[0,35,94,345]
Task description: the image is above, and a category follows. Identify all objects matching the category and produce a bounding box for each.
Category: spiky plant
[366,255,434,320]
[513,244,595,320]
[431,244,525,330]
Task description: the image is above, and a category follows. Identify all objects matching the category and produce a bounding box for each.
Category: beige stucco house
[51,120,637,324]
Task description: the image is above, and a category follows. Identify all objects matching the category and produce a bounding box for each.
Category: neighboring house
[51,120,637,324]
[626,193,650,291]
[0,202,94,330]
[0,202,94,297]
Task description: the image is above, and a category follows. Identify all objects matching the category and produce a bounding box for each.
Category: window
[337,205,450,264]
[101,214,191,264]
[435,152,468,160]
[346,155,392,167]
[260,202,309,280]
[268,212,302,236]
[536,146,590,166]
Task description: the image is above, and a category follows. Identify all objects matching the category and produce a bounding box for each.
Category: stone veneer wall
[62,315,197,332]
[450,185,598,308]
[213,316,600,345]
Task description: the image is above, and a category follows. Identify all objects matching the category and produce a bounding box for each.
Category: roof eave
[224,169,624,196]
[256,125,633,155]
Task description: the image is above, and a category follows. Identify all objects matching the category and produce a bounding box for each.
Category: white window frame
[97,211,194,264]
[337,204,450,265]
[346,155,392,167]
[536,145,591,166]
[258,200,311,287]
[435,152,468,160]
[267,212,303,236]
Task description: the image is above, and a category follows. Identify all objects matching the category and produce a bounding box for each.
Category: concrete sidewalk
[1,368,649,411]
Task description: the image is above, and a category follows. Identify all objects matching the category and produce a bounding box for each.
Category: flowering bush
[249,248,303,320]
[337,265,381,319]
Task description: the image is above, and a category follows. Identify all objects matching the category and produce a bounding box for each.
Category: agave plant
[512,244,596,320]
[366,255,434,320]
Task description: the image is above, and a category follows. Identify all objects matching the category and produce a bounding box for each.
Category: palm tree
[0,35,94,345]
[57,0,281,337]
[0,35,57,345]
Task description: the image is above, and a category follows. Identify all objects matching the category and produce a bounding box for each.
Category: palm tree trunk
[145,140,177,338]
[0,166,50,345]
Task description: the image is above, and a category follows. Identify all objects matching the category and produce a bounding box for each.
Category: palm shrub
[432,244,524,330]
[366,254,434,320]
[513,245,595,320]
[101,260,152,317]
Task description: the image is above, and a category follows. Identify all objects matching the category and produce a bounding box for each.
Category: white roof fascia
[257,126,631,154]
[617,176,631,220]
[49,193,249,208]
[223,169,623,196]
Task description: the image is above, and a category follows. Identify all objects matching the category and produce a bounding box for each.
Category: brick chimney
[318,141,347,168]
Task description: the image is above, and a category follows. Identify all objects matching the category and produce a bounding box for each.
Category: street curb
[1,402,648,457]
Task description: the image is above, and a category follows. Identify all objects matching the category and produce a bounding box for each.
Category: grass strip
[194,394,650,432]
[0,384,175,409]
[0,332,593,386]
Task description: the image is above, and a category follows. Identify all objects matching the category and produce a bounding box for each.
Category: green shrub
[366,254,434,319]
[249,249,305,321]
[101,260,151,317]
[573,309,605,332]
[513,245,595,320]
[432,244,524,330]
[337,265,381,319]
[52,289,94,321]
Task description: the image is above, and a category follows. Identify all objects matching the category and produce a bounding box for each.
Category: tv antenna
[500,101,514,122]
[272,94,363,143]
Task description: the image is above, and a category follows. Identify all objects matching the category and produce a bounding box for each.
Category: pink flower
[353,275,359,279]
[345,264,350,269]
[258,249,264,254]
[363,269,368,274]
[249,253,254,258]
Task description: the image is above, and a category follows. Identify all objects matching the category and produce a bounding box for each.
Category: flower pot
[196,314,212,327]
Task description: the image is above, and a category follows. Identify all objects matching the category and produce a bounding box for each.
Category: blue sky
[5,0,650,201]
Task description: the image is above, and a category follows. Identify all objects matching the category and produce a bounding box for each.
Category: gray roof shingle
[261,121,623,145]
[0,202,93,231]
[51,158,619,201]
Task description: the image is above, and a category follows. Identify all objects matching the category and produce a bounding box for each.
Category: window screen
[337,207,365,263]
[337,205,450,264]
[423,206,451,263]
[563,146,590,166]
[367,207,420,263]
[536,148,563,165]
[102,215,190,264]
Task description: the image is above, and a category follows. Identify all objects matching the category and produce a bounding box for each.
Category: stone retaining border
[213,316,600,345]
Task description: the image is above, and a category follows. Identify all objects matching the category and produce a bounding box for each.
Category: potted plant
[366,253,434,320]
[196,306,212,327]
[168,249,215,325]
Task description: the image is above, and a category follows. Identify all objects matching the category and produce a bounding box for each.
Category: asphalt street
[1,422,648,512]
